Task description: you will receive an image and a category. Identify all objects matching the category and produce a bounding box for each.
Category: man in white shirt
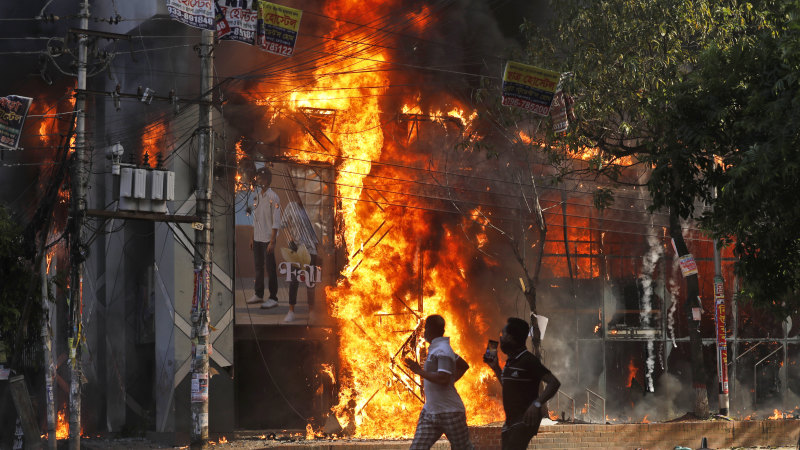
[404,315,474,450]
[246,167,281,309]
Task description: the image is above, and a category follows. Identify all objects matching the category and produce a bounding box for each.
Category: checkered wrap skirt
[409,410,474,450]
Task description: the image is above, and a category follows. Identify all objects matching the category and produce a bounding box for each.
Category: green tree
[506,0,786,417]
[657,1,800,317]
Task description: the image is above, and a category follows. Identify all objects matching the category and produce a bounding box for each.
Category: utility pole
[712,171,730,416]
[68,1,90,448]
[190,28,214,449]
[41,255,56,450]
[713,241,729,415]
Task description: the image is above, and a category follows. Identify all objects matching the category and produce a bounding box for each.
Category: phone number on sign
[502,96,550,115]
[167,7,214,26]
[263,41,294,56]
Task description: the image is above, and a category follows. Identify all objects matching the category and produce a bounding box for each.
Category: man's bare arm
[522,372,562,426]
[538,373,561,404]
[403,357,451,385]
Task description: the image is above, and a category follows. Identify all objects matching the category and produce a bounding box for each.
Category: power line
[239,139,671,214]
[228,181,712,242]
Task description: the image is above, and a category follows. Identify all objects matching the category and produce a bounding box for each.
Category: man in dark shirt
[484,317,561,450]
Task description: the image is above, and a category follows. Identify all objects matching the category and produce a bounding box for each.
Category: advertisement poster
[678,253,698,277]
[501,61,561,116]
[0,95,32,150]
[166,0,215,30]
[234,162,335,326]
[257,1,303,56]
[191,372,208,403]
[166,0,301,54]
[218,1,260,44]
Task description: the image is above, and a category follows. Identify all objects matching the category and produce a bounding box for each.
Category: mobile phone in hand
[484,339,498,362]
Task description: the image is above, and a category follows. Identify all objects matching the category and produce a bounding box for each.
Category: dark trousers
[501,422,538,450]
[253,241,277,300]
[288,254,316,307]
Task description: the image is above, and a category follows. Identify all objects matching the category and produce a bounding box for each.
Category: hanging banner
[501,61,561,116]
[257,1,303,56]
[214,2,231,38]
[0,95,32,150]
[678,253,698,277]
[550,90,570,134]
[218,2,260,44]
[166,0,216,30]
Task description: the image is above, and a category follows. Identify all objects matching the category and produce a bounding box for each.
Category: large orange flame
[248,0,508,438]
[55,407,69,440]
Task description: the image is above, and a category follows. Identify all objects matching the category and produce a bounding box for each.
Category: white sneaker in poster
[260,298,278,309]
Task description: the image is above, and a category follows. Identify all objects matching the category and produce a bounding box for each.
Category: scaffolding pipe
[753,345,783,408]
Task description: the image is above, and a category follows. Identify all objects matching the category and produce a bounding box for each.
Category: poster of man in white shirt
[234,161,336,326]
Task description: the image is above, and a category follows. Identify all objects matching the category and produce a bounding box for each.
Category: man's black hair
[506,317,530,345]
[425,314,445,338]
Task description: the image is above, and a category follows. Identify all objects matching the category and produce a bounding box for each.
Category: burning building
[1,0,799,445]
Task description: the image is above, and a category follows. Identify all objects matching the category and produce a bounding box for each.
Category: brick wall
[469,419,800,450]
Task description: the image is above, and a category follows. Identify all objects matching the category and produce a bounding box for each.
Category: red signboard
[714,279,729,395]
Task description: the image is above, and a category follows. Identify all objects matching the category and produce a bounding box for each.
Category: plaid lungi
[409,410,474,450]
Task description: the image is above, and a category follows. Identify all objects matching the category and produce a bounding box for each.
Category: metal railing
[555,390,575,422]
[585,388,606,424]
[754,345,783,407]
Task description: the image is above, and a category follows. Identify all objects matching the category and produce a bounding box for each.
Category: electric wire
[237,139,675,217]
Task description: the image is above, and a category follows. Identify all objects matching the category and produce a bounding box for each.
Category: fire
[305,423,326,440]
[30,94,75,150]
[234,138,246,189]
[218,436,228,443]
[476,232,488,248]
[625,357,639,388]
[548,410,559,421]
[641,415,650,423]
[56,408,69,440]
[320,363,336,384]
[39,117,52,146]
[517,130,633,167]
[516,131,545,148]
[141,120,168,166]
[245,0,507,438]
[57,185,70,205]
[768,409,784,420]
[401,104,478,130]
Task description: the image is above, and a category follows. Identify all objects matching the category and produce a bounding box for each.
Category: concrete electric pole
[68,1,90,449]
[712,166,730,416]
[190,28,215,449]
